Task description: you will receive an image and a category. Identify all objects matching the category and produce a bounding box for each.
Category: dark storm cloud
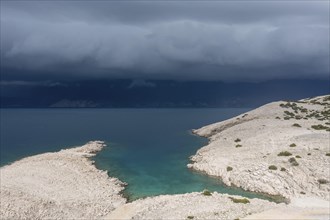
[1,1,329,81]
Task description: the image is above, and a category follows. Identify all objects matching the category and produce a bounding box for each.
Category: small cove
[1,108,283,202]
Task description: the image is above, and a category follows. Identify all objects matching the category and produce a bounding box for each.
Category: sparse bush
[284,111,295,117]
[187,216,194,219]
[300,191,306,195]
[289,157,299,166]
[235,138,241,142]
[295,155,301,158]
[280,167,286,171]
[202,189,212,196]
[278,151,292,156]
[227,166,233,171]
[292,123,301,127]
[229,197,250,204]
[311,124,329,130]
[235,144,242,148]
[307,153,311,156]
[318,179,329,184]
[289,157,296,163]
[326,153,330,156]
[275,116,281,119]
[289,143,296,147]
[268,165,277,170]
[323,96,330,102]
[295,116,302,120]
[292,161,299,166]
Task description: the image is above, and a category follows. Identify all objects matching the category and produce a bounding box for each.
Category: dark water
[1,108,278,201]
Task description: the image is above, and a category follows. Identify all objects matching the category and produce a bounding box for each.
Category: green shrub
[284,111,295,117]
[318,179,329,184]
[289,143,296,147]
[187,216,194,219]
[234,138,241,142]
[311,124,329,130]
[292,161,299,166]
[289,157,296,163]
[278,151,292,156]
[229,197,250,204]
[289,157,299,166]
[235,144,242,148]
[292,123,301,127]
[326,153,330,156]
[227,166,233,171]
[307,153,311,156]
[280,167,286,171]
[323,96,330,102]
[268,165,277,170]
[202,189,212,196]
[275,116,281,119]
[295,155,301,158]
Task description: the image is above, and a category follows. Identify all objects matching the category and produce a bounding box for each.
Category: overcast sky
[1,1,329,82]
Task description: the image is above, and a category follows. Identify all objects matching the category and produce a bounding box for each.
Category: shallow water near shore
[1,108,281,201]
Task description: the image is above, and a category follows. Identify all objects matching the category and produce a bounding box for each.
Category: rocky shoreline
[188,95,330,201]
[0,141,126,219]
[1,95,329,219]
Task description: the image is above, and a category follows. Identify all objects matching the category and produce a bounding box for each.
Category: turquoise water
[1,108,277,201]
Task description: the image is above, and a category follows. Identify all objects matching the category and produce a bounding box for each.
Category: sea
[0,108,278,201]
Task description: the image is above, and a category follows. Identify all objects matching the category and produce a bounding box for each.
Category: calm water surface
[1,108,277,201]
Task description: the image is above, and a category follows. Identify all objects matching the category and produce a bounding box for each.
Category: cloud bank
[1,1,329,81]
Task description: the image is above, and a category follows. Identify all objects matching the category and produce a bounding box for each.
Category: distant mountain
[1,79,329,108]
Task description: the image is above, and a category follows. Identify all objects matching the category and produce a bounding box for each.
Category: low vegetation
[323,96,330,102]
[202,189,212,196]
[277,151,292,156]
[235,144,242,148]
[187,216,194,219]
[280,167,286,171]
[234,138,241,142]
[268,165,277,170]
[227,166,233,171]
[289,157,299,166]
[229,197,250,204]
[289,143,296,147]
[292,123,301,127]
[279,99,329,121]
[295,155,301,158]
[311,124,330,131]
[326,153,330,156]
[318,179,329,184]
